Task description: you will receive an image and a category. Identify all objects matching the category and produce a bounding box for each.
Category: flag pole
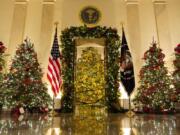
[53,94,55,112]
[126,94,135,117]
[120,22,135,117]
[49,94,58,117]
[120,22,124,32]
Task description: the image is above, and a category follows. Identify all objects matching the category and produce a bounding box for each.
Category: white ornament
[19,107,25,114]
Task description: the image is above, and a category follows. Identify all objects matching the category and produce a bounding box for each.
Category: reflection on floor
[0,111,179,135]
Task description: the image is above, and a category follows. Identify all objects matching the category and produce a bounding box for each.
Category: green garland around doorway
[60,25,121,112]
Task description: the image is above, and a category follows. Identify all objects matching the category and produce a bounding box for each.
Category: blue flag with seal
[120,27,135,96]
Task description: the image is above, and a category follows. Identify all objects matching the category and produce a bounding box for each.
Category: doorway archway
[60,25,121,112]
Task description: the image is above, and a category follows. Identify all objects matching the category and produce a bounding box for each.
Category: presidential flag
[47,27,62,96]
[120,27,135,96]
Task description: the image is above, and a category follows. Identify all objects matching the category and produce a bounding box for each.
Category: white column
[39,0,55,74]
[114,0,127,36]
[24,0,42,50]
[153,0,173,70]
[8,0,28,61]
[54,0,63,31]
[138,0,158,52]
[167,0,180,46]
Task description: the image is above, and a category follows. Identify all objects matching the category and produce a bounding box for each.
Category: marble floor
[0,111,179,135]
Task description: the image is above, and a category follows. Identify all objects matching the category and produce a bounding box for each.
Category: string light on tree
[0,41,7,108]
[133,41,176,113]
[173,44,180,102]
[4,39,52,113]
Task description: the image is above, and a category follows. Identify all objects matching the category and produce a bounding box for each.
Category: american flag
[47,27,62,96]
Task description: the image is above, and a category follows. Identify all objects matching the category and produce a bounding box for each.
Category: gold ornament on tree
[75,47,105,105]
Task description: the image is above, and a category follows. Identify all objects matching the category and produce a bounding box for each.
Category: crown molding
[125,0,139,5]
[15,0,28,4]
[152,0,167,4]
[43,0,56,4]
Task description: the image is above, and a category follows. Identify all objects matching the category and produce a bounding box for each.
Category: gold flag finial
[54,21,59,27]
[152,36,160,48]
[120,22,124,28]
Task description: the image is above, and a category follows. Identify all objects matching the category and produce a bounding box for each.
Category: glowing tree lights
[133,42,176,113]
[4,39,52,113]
[173,44,180,102]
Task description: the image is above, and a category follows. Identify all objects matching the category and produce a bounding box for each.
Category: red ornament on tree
[175,44,180,53]
[133,41,176,113]
[0,42,6,53]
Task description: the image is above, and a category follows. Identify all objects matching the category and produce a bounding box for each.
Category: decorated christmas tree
[4,39,52,113]
[133,42,176,113]
[75,47,105,105]
[0,41,7,108]
[173,44,180,102]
